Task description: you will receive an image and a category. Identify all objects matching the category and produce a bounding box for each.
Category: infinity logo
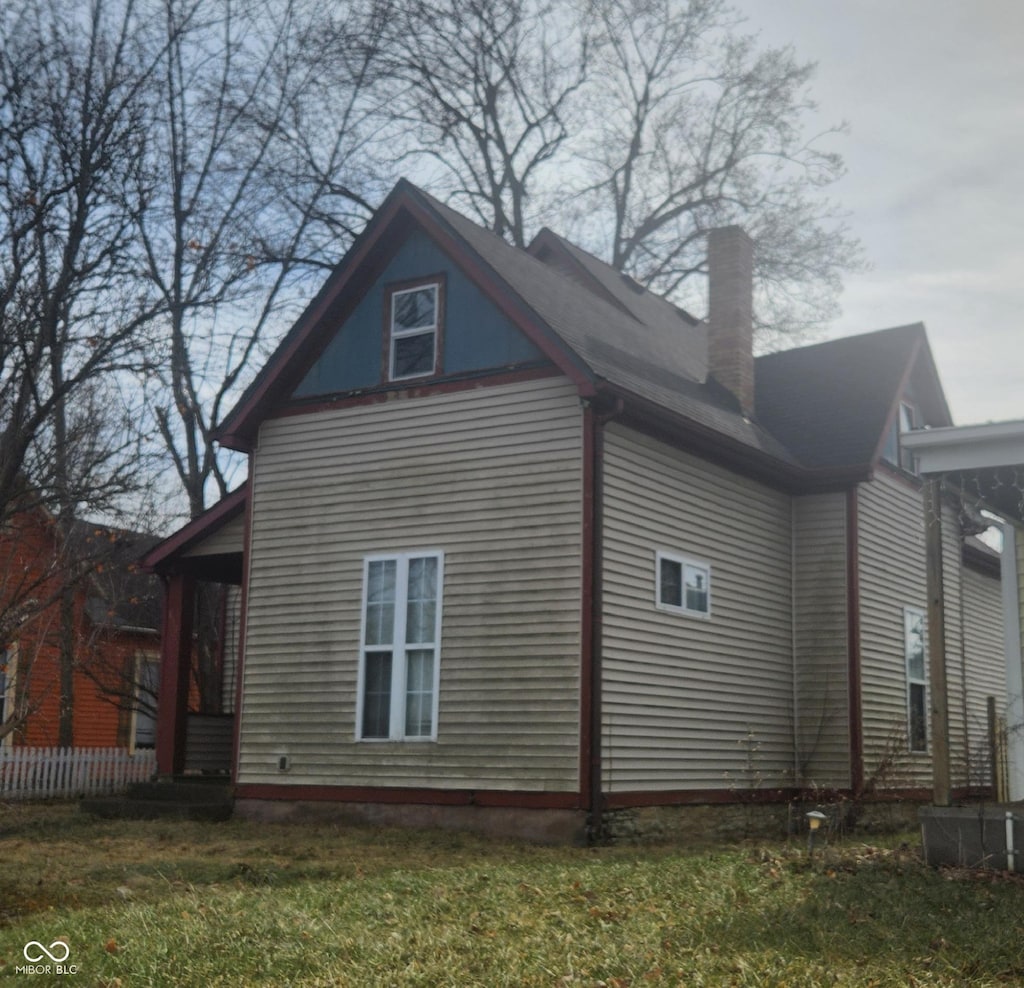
[23,940,70,963]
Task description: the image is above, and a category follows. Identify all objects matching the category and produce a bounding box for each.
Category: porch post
[1002,524,1024,801]
[156,573,195,777]
[924,479,952,806]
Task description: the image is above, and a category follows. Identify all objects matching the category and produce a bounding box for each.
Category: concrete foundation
[235,796,935,846]
[603,803,792,844]
[919,804,1024,870]
[234,798,589,844]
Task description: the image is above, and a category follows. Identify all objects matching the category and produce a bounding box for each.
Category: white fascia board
[901,420,1024,473]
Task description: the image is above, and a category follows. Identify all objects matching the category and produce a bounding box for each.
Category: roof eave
[140,483,248,573]
[599,382,872,493]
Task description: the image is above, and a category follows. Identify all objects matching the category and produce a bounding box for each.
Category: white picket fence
[0,746,156,800]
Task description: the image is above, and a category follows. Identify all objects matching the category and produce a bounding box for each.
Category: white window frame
[898,401,917,472]
[130,652,160,754]
[0,645,17,748]
[904,606,928,753]
[356,550,444,742]
[655,549,712,619]
[388,282,439,382]
[883,400,919,472]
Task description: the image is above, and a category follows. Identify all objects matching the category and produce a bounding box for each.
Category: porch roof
[140,484,247,582]
[902,420,1024,523]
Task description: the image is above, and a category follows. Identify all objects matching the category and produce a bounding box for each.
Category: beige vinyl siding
[959,563,1005,788]
[857,473,968,790]
[182,512,245,557]
[1019,529,1024,648]
[601,424,794,793]
[236,377,583,791]
[793,493,850,788]
[857,474,925,787]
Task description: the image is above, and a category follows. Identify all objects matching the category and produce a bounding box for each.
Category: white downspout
[1006,811,1016,873]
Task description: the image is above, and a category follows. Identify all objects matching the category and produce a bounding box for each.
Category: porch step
[80,778,233,822]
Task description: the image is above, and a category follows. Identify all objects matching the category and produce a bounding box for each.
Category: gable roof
[216,180,596,449]
[217,180,793,464]
[416,187,797,463]
[755,324,952,470]
[213,178,955,484]
[140,482,247,579]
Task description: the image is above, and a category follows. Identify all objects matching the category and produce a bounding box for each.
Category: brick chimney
[707,226,755,418]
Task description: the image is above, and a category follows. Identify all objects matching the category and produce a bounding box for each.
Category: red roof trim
[868,328,954,469]
[217,181,596,448]
[269,365,562,421]
[395,188,597,394]
[870,333,925,467]
[140,484,248,572]
[233,783,580,809]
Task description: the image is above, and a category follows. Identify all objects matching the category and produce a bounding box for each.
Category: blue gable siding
[294,229,544,398]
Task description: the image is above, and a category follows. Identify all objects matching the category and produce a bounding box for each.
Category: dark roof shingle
[755,324,926,469]
[220,179,948,477]
[414,186,795,462]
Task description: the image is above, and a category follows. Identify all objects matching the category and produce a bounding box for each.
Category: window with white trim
[358,551,443,741]
[0,646,13,746]
[904,606,928,752]
[132,655,159,751]
[388,282,440,381]
[883,400,919,472]
[656,550,711,618]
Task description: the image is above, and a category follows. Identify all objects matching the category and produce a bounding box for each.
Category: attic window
[883,401,919,472]
[904,607,928,752]
[387,279,442,381]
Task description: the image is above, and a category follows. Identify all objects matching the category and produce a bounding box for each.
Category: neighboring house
[0,508,162,751]
[144,180,1018,840]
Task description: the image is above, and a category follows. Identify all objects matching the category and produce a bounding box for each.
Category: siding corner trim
[846,487,864,795]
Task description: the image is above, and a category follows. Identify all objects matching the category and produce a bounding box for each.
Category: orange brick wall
[1,509,161,749]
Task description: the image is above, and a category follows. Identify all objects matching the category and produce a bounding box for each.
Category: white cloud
[732,0,1024,424]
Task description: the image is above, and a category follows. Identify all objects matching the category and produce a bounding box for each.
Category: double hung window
[904,607,928,752]
[388,281,440,381]
[359,551,443,741]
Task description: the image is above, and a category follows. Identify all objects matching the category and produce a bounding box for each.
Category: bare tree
[0,0,164,743]
[574,0,860,340]
[0,0,158,516]
[372,0,589,246]
[370,0,859,339]
[136,0,388,520]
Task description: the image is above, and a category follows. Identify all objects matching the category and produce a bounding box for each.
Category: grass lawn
[1,803,1022,986]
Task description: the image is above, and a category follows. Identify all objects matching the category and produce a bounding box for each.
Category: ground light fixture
[805,810,828,857]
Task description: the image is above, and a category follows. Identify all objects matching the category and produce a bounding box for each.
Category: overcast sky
[730,0,1023,426]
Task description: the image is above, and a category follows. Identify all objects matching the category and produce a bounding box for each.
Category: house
[0,508,163,752]
[143,180,1020,841]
